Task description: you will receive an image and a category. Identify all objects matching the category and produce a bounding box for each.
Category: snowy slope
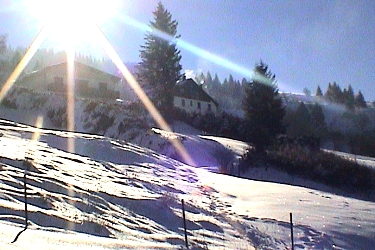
[0,120,375,249]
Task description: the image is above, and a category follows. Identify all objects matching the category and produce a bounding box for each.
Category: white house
[19,61,122,99]
[173,78,218,115]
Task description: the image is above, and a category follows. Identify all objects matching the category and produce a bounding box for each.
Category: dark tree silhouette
[316,85,323,97]
[355,91,367,108]
[243,61,285,152]
[138,2,182,110]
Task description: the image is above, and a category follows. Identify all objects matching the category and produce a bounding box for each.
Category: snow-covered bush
[267,144,375,194]
[47,107,67,129]
[1,97,18,109]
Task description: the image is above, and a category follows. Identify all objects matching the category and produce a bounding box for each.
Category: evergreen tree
[325,82,344,103]
[201,71,213,94]
[324,83,333,100]
[241,78,247,87]
[195,71,205,85]
[316,86,323,97]
[227,74,235,87]
[222,78,228,87]
[343,84,355,110]
[286,102,313,138]
[0,34,6,55]
[138,2,182,109]
[243,61,285,151]
[225,74,239,98]
[355,91,367,108]
[212,73,220,86]
[209,73,221,97]
[0,35,9,84]
[303,87,311,97]
[310,103,327,138]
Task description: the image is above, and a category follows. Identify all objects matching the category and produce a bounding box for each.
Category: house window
[197,102,201,110]
[208,104,212,111]
[181,99,185,107]
[190,100,193,106]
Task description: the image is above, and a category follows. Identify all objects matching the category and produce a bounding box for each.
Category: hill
[0,120,375,249]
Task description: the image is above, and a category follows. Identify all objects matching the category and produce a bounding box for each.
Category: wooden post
[12,160,30,243]
[182,199,189,249]
[290,213,294,250]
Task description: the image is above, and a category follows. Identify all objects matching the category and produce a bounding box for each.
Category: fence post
[290,212,294,250]
[182,199,189,249]
[12,160,31,243]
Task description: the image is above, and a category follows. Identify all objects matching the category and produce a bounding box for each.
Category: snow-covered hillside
[0,119,375,249]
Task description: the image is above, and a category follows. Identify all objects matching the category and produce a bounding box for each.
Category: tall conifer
[138,2,182,109]
[243,61,285,151]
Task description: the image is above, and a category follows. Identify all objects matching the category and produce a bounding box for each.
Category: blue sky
[1,0,375,100]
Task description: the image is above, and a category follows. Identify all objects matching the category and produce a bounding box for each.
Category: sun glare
[29,0,120,25]
[24,0,121,50]
[2,0,198,168]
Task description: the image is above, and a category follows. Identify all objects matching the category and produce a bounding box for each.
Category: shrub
[1,98,18,109]
[238,142,375,196]
[84,101,97,113]
[30,95,48,109]
[47,107,67,129]
[89,114,115,134]
[266,144,375,193]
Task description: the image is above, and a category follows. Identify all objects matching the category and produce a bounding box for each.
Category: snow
[1,119,375,249]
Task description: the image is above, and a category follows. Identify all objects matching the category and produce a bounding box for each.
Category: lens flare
[31,116,44,142]
[0,25,50,103]
[118,15,254,78]
[118,14,291,92]
[94,25,197,167]
[66,46,76,154]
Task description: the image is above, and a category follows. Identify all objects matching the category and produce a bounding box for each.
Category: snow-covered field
[0,119,375,249]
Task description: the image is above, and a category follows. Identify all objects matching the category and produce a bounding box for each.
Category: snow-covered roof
[175,78,218,106]
[24,61,121,82]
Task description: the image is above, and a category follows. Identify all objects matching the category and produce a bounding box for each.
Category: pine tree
[201,71,213,94]
[0,34,6,55]
[316,86,323,97]
[286,102,313,138]
[303,88,311,97]
[310,103,327,138]
[138,2,182,109]
[241,78,247,87]
[324,83,333,100]
[243,61,285,151]
[344,84,355,110]
[0,35,9,83]
[195,72,205,85]
[209,73,221,97]
[212,73,221,87]
[355,91,367,108]
[325,82,344,103]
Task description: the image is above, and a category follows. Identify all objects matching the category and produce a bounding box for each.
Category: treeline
[179,69,375,158]
[0,35,23,84]
[196,73,371,119]
[284,102,327,139]
[195,72,245,115]
[316,82,367,109]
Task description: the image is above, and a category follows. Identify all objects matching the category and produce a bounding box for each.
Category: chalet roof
[174,78,218,106]
[27,61,121,81]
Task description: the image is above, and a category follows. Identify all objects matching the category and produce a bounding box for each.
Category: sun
[25,0,121,48]
[28,0,120,25]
